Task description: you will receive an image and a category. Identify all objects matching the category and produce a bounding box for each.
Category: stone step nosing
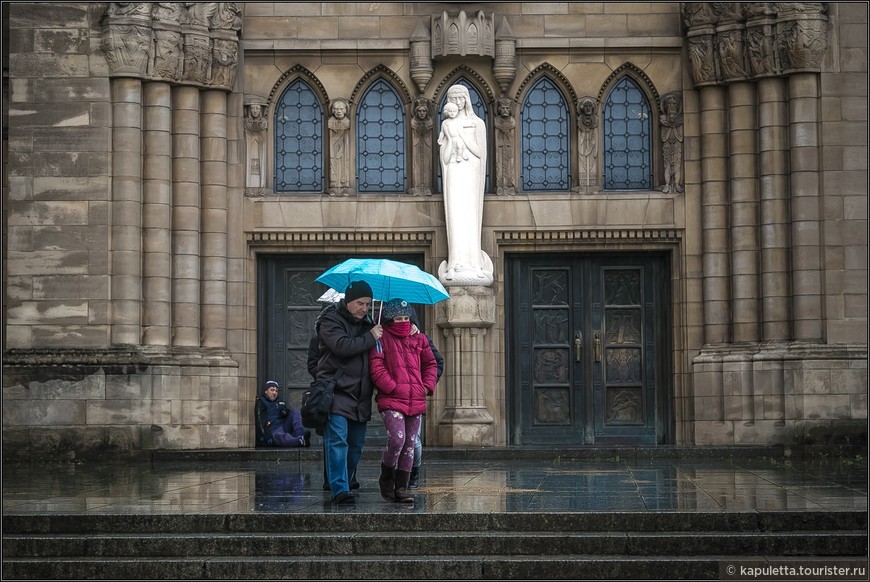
[4,531,865,558]
[4,510,866,534]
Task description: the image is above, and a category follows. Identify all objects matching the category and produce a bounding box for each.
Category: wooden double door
[506,253,672,446]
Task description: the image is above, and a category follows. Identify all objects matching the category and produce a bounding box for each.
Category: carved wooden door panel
[508,253,670,446]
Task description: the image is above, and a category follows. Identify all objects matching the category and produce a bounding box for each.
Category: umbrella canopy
[316,258,449,305]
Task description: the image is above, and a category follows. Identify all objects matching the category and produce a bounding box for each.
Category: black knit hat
[344,280,373,303]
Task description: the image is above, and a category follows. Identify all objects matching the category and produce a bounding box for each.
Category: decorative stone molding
[433,65,495,105]
[268,65,329,108]
[597,62,660,107]
[100,2,242,91]
[496,228,682,244]
[349,65,413,107]
[518,63,579,107]
[431,10,494,59]
[682,2,828,87]
[247,231,434,245]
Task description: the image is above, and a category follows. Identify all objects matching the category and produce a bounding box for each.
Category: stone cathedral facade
[2,3,866,459]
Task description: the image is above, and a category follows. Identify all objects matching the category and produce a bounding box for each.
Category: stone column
[110,78,143,346]
[757,77,792,341]
[727,82,761,343]
[436,286,495,446]
[142,81,173,346]
[171,86,201,347]
[699,86,731,345]
[788,72,824,341]
[200,90,228,349]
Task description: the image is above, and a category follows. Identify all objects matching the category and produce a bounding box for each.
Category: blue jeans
[323,414,367,497]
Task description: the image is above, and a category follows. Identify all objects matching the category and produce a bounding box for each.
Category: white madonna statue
[437,84,494,287]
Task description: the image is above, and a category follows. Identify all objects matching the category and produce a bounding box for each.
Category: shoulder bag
[301,364,346,430]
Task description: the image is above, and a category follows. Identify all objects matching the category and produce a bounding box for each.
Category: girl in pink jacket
[369,298,438,503]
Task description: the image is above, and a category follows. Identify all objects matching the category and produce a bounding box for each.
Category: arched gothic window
[274,79,323,192]
[356,78,406,193]
[520,77,570,191]
[603,76,652,190]
[435,78,489,193]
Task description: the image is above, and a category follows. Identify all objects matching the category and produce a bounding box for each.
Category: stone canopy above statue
[431,10,495,58]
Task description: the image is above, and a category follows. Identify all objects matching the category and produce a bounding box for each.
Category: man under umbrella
[314,280,383,504]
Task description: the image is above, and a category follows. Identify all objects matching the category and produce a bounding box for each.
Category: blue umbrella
[316,258,449,305]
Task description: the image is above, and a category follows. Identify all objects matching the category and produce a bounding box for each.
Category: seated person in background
[255,380,311,447]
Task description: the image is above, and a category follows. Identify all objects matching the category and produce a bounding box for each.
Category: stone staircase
[3,511,867,579]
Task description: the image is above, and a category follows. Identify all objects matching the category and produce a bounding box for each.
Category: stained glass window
[520,77,570,191]
[274,79,323,192]
[603,77,652,190]
[356,79,406,193]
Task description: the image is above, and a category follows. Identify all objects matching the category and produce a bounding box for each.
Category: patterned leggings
[380,410,422,472]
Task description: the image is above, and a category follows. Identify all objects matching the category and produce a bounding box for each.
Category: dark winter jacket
[307,334,320,379]
[315,301,378,422]
[369,321,438,416]
[255,392,288,443]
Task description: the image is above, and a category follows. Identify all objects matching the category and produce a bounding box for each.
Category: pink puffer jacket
[369,323,438,416]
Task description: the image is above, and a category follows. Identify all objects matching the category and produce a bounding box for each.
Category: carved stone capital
[435,286,496,328]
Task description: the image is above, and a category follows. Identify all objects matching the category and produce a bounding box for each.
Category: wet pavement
[2,454,866,515]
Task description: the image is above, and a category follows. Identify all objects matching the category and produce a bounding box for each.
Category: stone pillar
[142,81,173,346]
[110,78,143,346]
[757,77,791,341]
[699,86,731,345]
[436,286,495,446]
[200,90,228,349]
[172,86,201,347]
[788,72,824,341]
[727,82,760,343]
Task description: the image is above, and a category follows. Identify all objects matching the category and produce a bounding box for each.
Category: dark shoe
[394,469,415,503]
[322,482,330,491]
[350,479,360,490]
[409,466,419,489]
[333,491,355,505]
[378,463,396,501]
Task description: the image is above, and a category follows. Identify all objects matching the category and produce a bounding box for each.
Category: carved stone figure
[494,98,516,196]
[746,25,776,77]
[245,101,268,194]
[576,97,599,192]
[687,35,717,86]
[660,93,684,194]
[437,84,493,287]
[410,98,434,196]
[716,29,746,81]
[328,98,351,196]
[210,38,238,89]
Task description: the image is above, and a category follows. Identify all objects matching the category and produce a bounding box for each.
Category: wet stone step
[3,530,866,558]
[4,510,866,534]
[1,555,726,580]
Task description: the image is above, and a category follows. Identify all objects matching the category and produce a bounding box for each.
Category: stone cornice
[496,228,682,244]
[247,231,434,246]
